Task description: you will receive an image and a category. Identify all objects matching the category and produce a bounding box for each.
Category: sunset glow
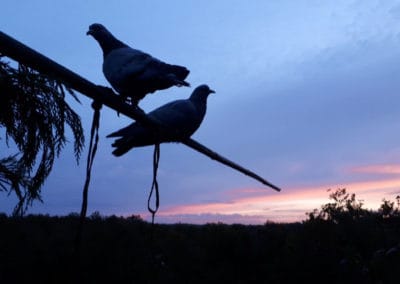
[145,165,400,224]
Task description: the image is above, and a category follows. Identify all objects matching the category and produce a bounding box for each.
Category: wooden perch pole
[183,139,281,191]
[0,30,281,192]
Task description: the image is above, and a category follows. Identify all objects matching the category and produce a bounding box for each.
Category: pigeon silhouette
[107,85,215,156]
[87,23,190,105]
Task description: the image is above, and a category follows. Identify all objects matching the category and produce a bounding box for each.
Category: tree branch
[0,30,281,192]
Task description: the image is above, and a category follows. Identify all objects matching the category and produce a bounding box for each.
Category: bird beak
[209,89,216,94]
[86,30,92,36]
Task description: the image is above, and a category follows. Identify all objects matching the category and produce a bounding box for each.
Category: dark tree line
[307,188,400,222]
[0,56,84,215]
[0,189,399,283]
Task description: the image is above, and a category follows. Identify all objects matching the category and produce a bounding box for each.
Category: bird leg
[114,92,137,117]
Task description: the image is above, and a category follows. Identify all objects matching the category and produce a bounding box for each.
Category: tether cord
[147,143,160,224]
[75,100,102,248]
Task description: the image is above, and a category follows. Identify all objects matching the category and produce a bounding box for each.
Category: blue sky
[2,1,400,223]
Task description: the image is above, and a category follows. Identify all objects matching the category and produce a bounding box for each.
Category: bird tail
[155,64,190,88]
[110,133,159,156]
[106,123,135,138]
[173,78,190,87]
[111,138,134,157]
[170,65,190,81]
[107,125,158,156]
[107,124,138,156]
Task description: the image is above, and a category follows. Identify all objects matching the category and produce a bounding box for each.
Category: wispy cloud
[349,164,400,175]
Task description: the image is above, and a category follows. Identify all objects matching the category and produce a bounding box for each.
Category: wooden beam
[0,30,281,192]
[183,139,281,191]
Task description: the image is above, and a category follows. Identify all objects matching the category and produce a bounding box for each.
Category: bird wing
[149,99,198,133]
[108,99,199,138]
[107,99,202,156]
[102,47,154,91]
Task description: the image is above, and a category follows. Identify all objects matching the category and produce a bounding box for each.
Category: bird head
[86,23,108,37]
[86,23,127,57]
[190,84,215,101]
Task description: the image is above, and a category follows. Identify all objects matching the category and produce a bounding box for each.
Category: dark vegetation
[1,189,399,284]
[0,56,84,215]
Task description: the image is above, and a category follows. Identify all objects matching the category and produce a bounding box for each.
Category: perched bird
[87,23,190,104]
[107,85,215,156]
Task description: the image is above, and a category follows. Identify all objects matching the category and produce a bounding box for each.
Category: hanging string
[147,143,160,224]
[75,100,102,249]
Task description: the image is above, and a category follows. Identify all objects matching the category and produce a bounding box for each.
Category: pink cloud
[349,164,400,175]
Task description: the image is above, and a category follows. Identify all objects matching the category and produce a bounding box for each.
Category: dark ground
[0,213,399,284]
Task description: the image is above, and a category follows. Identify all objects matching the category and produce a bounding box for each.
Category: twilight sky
[2,0,400,223]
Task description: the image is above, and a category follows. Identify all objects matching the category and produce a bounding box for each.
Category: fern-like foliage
[0,56,84,215]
